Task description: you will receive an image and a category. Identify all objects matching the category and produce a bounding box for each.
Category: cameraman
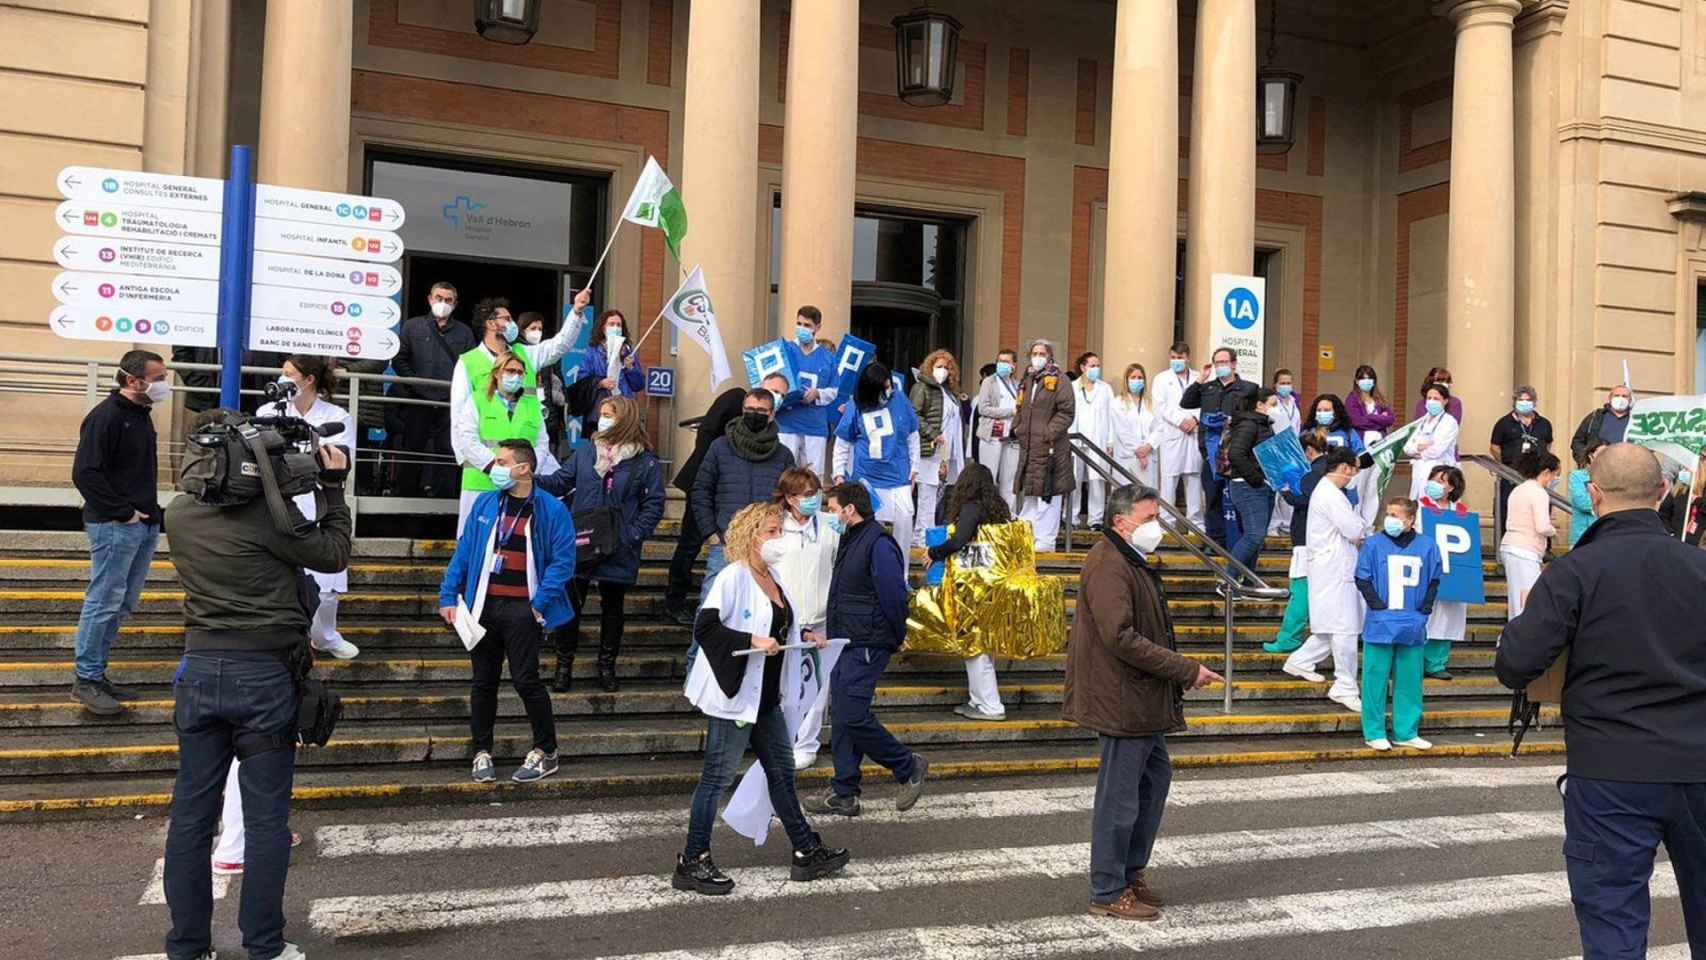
[161,416,352,960]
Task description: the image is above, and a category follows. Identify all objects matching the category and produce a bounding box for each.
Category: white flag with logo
[662,266,734,388]
[722,640,845,844]
[620,156,687,258]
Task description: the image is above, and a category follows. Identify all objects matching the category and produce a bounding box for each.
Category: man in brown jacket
[1064,483,1222,921]
[1013,338,1076,552]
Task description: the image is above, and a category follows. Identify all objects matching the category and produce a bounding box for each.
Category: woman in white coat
[769,469,842,769]
[1109,362,1158,489]
[1068,352,1116,529]
[673,502,850,896]
[1151,342,1205,526]
[1284,447,1367,713]
[911,349,967,539]
[1404,382,1461,501]
[974,350,1023,513]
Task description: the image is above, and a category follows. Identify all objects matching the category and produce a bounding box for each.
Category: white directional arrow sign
[249,317,400,361]
[56,200,222,247]
[251,251,402,297]
[250,284,402,326]
[255,184,406,229]
[53,236,221,280]
[253,219,403,263]
[52,271,221,312]
[56,166,223,212]
[49,304,216,347]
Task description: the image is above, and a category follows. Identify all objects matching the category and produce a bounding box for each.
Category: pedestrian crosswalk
[115,763,1697,960]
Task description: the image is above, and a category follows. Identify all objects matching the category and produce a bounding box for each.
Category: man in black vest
[804,482,927,817]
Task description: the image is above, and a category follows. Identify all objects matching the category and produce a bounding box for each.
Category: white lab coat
[275,395,354,593]
[1270,394,1302,437]
[1305,479,1366,635]
[1403,411,1461,501]
[1109,396,1159,488]
[684,560,803,723]
[1151,368,1204,476]
[448,316,581,474]
[772,512,839,630]
[1069,378,1116,451]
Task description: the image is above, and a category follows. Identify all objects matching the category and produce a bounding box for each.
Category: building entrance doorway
[404,255,563,337]
[851,281,941,384]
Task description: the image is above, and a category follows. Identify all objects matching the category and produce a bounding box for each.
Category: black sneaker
[70,679,123,716]
[666,599,696,627]
[1426,670,1454,681]
[790,843,851,881]
[895,754,929,812]
[672,851,734,895]
[802,788,861,817]
[98,677,140,701]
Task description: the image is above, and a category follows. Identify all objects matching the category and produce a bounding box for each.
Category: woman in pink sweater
[1501,449,1562,619]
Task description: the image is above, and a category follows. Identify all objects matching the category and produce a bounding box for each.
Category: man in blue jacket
[689,388,796,600]
[439,439,577,784]
[805,482,927,817]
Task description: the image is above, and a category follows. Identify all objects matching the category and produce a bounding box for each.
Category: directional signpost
[50,152,409,396]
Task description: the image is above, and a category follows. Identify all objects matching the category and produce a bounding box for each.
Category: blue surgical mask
[1357,378,1375,393]
[1276,385,1292,398]
[1426,399,1445,417]
[597,415,616,433]
[1424,480,1446,501]
[1315,410,1335,427]
[502,319,518,344]
[1514,399,1535,415]
[1169,358,1187,373]
[501,373,524,394]
[825,512,847,535]
[995,361,1014,378]
[1128,378,1145,395]
[489,463,516,491]
[1681,470,1693,487]
[1084,366,1101,382]
[1383,516,1406,537]
[798,494,821,516]
[1214,364,1233,379]
[795,325,814,345]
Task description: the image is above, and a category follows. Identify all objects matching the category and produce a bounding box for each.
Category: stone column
[777,0,859,341]
[256,0,351,190]
[1183,0,1256,358]
[1438,0,1520,454]
[191,0,231,178]
[674,0,761,455]
[1100,0,1181,375]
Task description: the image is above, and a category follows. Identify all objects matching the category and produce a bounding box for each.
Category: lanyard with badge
[491,498,526,574]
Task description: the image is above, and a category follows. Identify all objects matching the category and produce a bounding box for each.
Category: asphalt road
[4,756,1691,960]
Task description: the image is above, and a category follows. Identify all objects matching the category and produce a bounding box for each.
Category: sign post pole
[216,145,257,408]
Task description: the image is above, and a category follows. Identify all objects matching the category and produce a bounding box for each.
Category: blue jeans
[829,646,916,798]
[684,706,817,858]
[1562,775,1706,959]
[74,520,159,681]
[1226,480,1273,572]
[1090,733,1173,902]
[164,653,298,960]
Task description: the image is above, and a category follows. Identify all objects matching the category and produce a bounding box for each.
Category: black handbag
[572,464,627,566]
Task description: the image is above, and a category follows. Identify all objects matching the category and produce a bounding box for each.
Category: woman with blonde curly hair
[909,348,967,539]
[674,502,850,895]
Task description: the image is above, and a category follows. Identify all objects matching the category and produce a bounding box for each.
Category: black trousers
[562,578,629,666]
[396,403,456,498]
[470,597,557,755]
[666,507,709,604]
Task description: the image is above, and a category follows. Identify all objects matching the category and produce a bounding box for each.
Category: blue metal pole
[215,145,256,409]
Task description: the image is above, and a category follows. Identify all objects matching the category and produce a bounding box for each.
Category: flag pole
[584,220,623,289]
[630,308,668,353]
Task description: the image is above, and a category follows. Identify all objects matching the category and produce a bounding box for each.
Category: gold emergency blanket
[905,520,1067,659]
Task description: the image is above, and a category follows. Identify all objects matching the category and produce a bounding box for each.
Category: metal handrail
[1065,433,1288,713]
[1460,453,1573,553]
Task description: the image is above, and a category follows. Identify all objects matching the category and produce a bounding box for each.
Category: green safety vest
[460,344,542,494]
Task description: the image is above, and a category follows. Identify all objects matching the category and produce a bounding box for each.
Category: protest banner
[1418,506,1485,604]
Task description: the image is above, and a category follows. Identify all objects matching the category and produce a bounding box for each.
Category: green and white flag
[620,156,687,259]
[660,266,733,387]
[1366,418,1423,498]
[1626,395,1706,468]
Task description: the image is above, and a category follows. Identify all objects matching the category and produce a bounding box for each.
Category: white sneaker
[1365,738,1392,751]
[273,945,306,960]
[1282,663,1326,683]
[1394,737,1433,750]
[312,636,360,660]
[793,751,818,771]
[1330,694,1362,714]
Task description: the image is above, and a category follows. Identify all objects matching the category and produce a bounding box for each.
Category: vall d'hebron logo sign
[441,194,533,242]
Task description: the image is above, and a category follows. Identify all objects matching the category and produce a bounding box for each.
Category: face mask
[276,374,298,392]
[759,538,788,567]
[1425,399,1445,417]
[995,361,1014,378]
[795,325,814,345]
[1084,366,1102,382]
[1514,399,1535,415]
[1169,358,1187,373]
[1127,519,1164,556]
[825,512,848,535]
[1681,470,1694,487]
[596,416,616,433]
[1315,410,1335,427]
[770,389,786,410]
[1383,516,1406,537]
[1128,378,1145,395]
[1424,480,1446,501]
[606,325,623,340]
[1030,355,1047,371]
[797,494,821,516]
[524,329,542,345]
[501,319,518,344]
[501,373,524,394]
[743,411,771,432]
[144,379,172,404]
[1276,385,1292,398]
[1214,364,1233,379]
[1357,378,1375,393]
[489,464,516,491]
[430,300,454,319]
[933,366,950,384]
[1611,396,1631,412]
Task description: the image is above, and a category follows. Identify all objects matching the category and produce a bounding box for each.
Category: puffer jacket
[689,432,796,539]
[1222,408,1273,487]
